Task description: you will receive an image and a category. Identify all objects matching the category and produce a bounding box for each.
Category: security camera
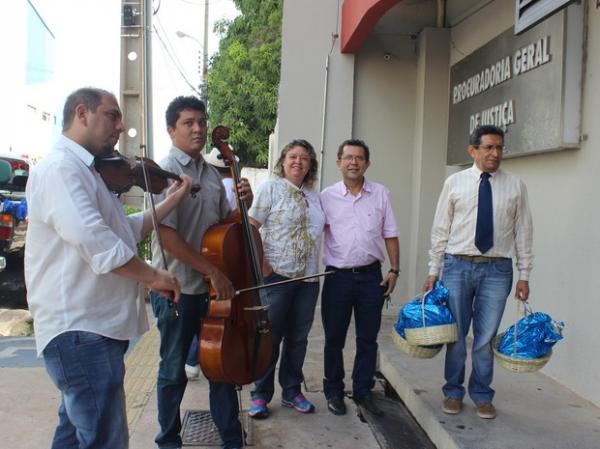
[383,53,391,61]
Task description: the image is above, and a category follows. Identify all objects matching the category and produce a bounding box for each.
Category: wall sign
[447,4,583,165]
[515,0,577,34]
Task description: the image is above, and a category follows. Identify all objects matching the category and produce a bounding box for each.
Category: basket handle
[512,300,533,355]
[420,289,433,327]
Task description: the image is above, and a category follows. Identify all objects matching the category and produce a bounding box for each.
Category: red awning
[341,0,401,54]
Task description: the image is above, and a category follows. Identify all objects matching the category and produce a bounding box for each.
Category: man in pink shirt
[320,139,400,417]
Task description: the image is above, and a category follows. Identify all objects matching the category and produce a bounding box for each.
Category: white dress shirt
[221,177,237,210]
[25,135,148,356]
[428,164,533,280]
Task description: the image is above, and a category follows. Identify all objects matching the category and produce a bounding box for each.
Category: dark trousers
[251,273,319,403]
[150,292,243,449]
[321,268,385,400]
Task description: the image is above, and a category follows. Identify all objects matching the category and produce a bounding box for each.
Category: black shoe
[355,394,384,417]
[327,396,346,415]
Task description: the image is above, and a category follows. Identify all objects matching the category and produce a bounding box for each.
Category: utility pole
[119,0,153,208]
[202,0,209,107]
[143,0,153,161]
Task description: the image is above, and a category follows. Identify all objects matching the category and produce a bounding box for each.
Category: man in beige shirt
[423,125,533,420]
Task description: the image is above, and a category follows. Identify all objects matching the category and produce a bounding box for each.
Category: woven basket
[492,301,553,373]
[404,290,458,346]
[391,330,442,359]
[405,323,458,346]
[492,333,551,373]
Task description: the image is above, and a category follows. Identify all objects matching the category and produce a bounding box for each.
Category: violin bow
[139,145,179,317]
[235,271,335,297]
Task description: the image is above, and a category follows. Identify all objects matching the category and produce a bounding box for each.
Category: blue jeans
[150,292,243,449]
[42,331,129,449]
[321,268,385,400]
[441,254,513,405]
[251,273,319,403]
[186,335,199,367]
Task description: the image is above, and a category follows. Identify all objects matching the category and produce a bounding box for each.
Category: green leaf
[207,0,282,168]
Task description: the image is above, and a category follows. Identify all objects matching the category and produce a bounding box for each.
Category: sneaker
[281,393,315,413]
[442,397,462,415]
[327,396,346,415]
[476,402,496,419]
[248,399,269,419]
[354,394,384,417]
[185,364,199,380]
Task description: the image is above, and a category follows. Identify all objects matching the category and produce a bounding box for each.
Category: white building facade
[0,1,58,162]
[275,0,600,407]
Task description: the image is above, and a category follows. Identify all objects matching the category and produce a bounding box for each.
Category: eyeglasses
[286,154,311,163]
[475,145,504,152]
[339,155,366,162]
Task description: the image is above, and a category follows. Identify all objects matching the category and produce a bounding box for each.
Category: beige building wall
[276,0,354,186]
[277,0,600,406]
[352,34,418,301]
[351,27,451,300]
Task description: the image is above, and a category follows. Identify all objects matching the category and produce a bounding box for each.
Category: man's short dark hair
[62,87,115,131]
[337,139,370,162]
[165,96,206,128]
[469,125,504,147]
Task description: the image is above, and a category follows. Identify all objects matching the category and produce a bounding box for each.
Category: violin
[199,126,272,386]
[95,151,201,196]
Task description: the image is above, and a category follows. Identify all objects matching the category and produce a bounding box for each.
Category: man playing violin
[149,95,253,449]
[25,87,191,449]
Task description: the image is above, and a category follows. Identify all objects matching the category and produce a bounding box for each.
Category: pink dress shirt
[321,179,399,268]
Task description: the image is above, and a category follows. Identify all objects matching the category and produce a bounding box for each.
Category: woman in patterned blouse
[246,139,326,419]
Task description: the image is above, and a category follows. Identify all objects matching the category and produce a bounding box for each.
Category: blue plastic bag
[401,280,456,329]
[394,313,406,338]
[498,308,564,359]
[2,198,27,221]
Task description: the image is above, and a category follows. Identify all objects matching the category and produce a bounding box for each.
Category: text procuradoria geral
[452,36,551,106]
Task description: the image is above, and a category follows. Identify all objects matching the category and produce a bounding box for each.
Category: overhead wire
[152,8,204,96]
[151,0,233,97]
[175,0,229,6]
[153,30,187,94]
[153,24,202,96]
[155,15,187,71]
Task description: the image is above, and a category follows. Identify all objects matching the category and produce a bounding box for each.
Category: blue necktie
[475,172,493,254]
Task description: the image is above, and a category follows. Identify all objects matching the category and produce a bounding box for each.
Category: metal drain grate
[181,410,253,446]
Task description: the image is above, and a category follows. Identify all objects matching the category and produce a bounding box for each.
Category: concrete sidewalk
[1,310,599,448]
[127,314,381,449]
[378,315,600,449]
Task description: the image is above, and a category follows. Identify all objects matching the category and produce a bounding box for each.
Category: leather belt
[453,254,511,264]
[326,261,381,273]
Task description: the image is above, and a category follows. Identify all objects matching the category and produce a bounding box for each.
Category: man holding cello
[150,96,253,449]
[25,87,190,449]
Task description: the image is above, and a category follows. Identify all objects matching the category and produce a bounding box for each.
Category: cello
[199,126,272,385]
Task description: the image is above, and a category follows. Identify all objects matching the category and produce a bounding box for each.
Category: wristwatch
[388,268,400,275]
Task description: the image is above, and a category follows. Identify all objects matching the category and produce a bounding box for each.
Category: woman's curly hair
[273,139,318,188]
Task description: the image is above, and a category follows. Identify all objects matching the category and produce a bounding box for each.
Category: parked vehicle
[0,155,29,272]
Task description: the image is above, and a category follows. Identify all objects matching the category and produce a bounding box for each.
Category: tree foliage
[207,0,282,168]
